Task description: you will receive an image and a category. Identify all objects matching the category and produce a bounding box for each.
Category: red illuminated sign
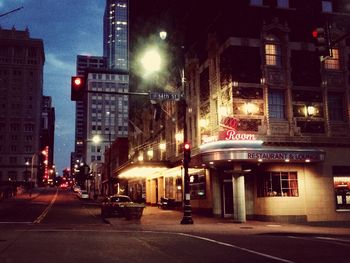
[219,117,256,141]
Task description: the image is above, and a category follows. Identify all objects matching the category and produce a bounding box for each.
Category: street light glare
[141,48,162,75]
[92,135,101,144]
[159,31,167,40]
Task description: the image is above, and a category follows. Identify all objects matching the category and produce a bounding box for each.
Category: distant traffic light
[184,142,191,164]
[312,27,330,58]
[71,76,85,101]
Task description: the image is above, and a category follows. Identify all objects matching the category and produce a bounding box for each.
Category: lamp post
[180,69,193,225]
[25,161,29,185]
[140,32,193,224]
[106,111,112,195]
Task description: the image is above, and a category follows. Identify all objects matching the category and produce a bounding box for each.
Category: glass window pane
[268,89,285,119]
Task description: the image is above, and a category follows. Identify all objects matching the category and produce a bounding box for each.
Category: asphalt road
[0,187,350,263]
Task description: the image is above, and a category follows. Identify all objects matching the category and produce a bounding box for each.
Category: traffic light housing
[312,27,330,57]
[71,76,85,101]
[184,142,191,164]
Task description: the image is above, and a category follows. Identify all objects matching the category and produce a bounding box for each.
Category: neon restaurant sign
[202,117,257,143]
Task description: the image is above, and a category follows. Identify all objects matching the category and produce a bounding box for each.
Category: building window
[265,43,281,66]
[333,166,350,211]
[322,1,333,13]
[328,93,344,121]
[250,0,263,6]
[324,49,340,70]
[277,0,289,8]
[258,171,298,197]
[268,89,285,119]
[189,172,206,199]
[9,157,17,164]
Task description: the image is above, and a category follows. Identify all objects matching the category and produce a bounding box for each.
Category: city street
[0,188,350,263]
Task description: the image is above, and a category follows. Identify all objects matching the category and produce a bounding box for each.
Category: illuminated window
[333,166,350,210]
[265,43,281,66]
[324,49,340,70]
[258,171,298,197]
[268,89,285,119]
[190,172,206,199]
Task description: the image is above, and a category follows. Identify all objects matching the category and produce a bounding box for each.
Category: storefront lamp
[307,105,316,117]
[159,142,166,151]
[199,118,209,128]
[147,149,154,158]
[175,132,184,142]
[245,102,256,115]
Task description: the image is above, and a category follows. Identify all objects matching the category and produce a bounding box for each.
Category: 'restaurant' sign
[247,151,324,161]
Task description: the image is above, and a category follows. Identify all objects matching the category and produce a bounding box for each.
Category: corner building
[184,0,350,224]
[121,0,350,224]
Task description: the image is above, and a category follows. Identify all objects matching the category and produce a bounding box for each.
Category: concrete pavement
[105,206,350,236]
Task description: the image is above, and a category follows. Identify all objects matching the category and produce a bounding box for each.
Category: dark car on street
[101,195,133,218]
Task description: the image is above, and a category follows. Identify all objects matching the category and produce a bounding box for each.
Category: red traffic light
[184,142,191,163]
[73,77,82,86]
[312,27,325,38]
[71,76,85,101]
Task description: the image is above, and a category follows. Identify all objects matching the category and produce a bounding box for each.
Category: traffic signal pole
[180,70,193,225]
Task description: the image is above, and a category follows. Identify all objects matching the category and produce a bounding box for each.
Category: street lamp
[140,32,193,224]
[25,161,30,184]
[106,111,112,195]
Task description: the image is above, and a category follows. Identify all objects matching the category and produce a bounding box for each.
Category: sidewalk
[105,206,350,236]
[11,188,42,201]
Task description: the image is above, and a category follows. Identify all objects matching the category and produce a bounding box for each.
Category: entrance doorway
[223,179,233,217]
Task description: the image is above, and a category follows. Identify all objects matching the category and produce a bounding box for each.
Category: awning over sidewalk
[115,161,204,180]
[200,140,325,164]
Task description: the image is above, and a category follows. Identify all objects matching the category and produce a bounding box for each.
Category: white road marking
[24,228,295,263]
[316,236,350,243]
[288,235,350,248]
[178,233,296,263]
[33,190,58,224]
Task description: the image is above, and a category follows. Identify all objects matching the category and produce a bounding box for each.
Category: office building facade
[103,0,129,71]
[83,69,129,164]
[73,55,107,165]
[0,28,45,185]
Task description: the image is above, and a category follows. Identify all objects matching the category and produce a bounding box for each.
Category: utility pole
[0,6,23,18]
[180,69,193,225]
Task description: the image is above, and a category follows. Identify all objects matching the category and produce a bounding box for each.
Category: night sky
[0,0,104,173]
[0,0,224,174]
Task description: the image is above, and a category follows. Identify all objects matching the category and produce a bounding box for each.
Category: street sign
[149,91,182,101]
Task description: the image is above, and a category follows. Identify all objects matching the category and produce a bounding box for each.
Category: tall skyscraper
[73,55,107,164]
[103,0,129,71]
[0,28,45,184]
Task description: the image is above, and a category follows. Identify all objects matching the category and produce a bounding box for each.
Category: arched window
[264,35,281,67]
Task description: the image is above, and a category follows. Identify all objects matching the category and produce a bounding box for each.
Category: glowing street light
[140,48,162,76]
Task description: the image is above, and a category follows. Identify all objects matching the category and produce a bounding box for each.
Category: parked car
[77,190,89,199]
[101,195,133,218]
[73,185,81,193]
